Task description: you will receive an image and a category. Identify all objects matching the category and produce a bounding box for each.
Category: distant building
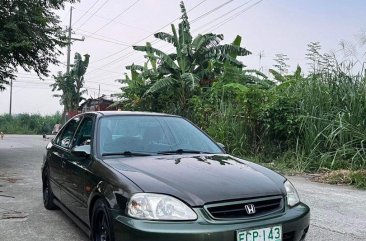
[78,96,117,113]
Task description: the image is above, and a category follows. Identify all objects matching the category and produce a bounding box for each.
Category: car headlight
[127,193,197,220]
[284,180,300,207]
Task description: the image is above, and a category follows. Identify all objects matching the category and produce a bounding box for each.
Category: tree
[218,36,272,89]
[51,53,90,121]
[70,53,90,108]
[132,1,251,114]
[0,0,77,90]
[115,63,155,111]
[273,53,290,75]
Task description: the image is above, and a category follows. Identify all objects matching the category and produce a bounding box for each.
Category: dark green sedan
[41,111,310,241]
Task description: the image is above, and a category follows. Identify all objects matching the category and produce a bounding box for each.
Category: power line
[72,0,239,77]
[14,80,52,84]
[72,8,149,32]
[13,80,117,92]
[84,73,122,82]
[15,73,108,85]
[101,0,236,66]
[61,8,71,22]
[192,0,253,33]
[14,75,122,88]
[92,0,141,34]
[88,80,121,87]
[206,0,265,33]
[72,0,101,26]
[87,67,122,75]
[82,33,132,46]
[76,29,131,46]
[121,0,260,69]
[12,84,51,90]
[120,0,240,66]
[89,0,208,66]
[12,84,116,93]
[83,0,258,76]
[88,39,172,74]
[60,0,233,78]
[191,0,234,24]
[86,0,216,75]
[84,86,117,93]
[116,39,174,67]
[75,0,111,30]
[17,68,122,79]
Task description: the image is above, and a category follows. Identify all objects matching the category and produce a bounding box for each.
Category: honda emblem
[245,204,256,215]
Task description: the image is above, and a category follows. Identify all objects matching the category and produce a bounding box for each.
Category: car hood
[104,154,286,206]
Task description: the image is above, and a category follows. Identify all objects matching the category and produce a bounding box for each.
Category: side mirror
[71,145,91,158]
[217,142,226,151]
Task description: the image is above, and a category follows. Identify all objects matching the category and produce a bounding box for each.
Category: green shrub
[0,112,61,134]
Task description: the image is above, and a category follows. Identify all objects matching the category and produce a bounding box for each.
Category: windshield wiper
[102,151,152,157]
[157,149,213,155]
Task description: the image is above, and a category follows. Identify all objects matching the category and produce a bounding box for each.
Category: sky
[1,0,366,115]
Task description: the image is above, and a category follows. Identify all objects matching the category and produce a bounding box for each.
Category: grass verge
[246,156,366,189]
[312,169,366,189]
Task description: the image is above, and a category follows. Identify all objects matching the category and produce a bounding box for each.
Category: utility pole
[66,6,73,75]
[9,79,13,116]
[63,6,84,123]
[258,51,264,72]
[98,84,100,111]
[66,6,85,75]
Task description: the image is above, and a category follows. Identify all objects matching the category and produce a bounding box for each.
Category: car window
[98,115,223,155]
[72,117,93,147]
[55,117,82,148]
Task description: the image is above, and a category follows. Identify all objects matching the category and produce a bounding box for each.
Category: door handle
[61,160,66,168]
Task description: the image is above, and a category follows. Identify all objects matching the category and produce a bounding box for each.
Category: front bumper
[111,203,310,241]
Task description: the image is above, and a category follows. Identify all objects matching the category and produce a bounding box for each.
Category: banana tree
[51,53,90,121]
[115,63,154,110]
[132,1,251,114]
[70,53,90,109]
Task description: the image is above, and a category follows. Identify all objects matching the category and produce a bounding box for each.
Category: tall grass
[196,67,366,172]
[266,61,366,170]
[295,72,366,171]
[0,113,61,134]
[205,102,251,157]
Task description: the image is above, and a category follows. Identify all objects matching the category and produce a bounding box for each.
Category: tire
[42,166,58,210]
[91,199,115,241]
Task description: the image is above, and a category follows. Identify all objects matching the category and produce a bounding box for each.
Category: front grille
[205,196,283,219]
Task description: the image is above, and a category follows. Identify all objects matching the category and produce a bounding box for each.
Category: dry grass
[313,169,366,189]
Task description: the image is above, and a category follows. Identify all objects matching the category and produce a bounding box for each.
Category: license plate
[237,225,282,241]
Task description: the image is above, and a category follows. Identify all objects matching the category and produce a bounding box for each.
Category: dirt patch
[0,212,28,220]
[310,169,366,189]
[0,177,22,183]
[0,206,28,220]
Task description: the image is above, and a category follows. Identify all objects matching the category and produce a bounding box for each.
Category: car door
[61,115,94,221]
[48,117,82,200]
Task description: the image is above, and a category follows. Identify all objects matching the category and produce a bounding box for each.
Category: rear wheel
[91,199,115,241]
[42,166,58,210]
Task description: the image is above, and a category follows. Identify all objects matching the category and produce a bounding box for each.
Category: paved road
[0,135,87,241]
[0,135,365,241]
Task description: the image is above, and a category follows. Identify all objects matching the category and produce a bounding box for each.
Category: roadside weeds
[260,162,366,190]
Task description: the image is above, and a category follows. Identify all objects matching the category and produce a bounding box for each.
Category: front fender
[86,159,142,223]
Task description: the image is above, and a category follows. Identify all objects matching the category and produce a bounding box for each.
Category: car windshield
[98,115,223,156]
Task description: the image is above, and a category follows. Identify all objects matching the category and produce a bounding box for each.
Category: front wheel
[42,167,58,210]
[91,199,115,241]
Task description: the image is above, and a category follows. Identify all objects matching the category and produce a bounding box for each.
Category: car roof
[85,111,178,117]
